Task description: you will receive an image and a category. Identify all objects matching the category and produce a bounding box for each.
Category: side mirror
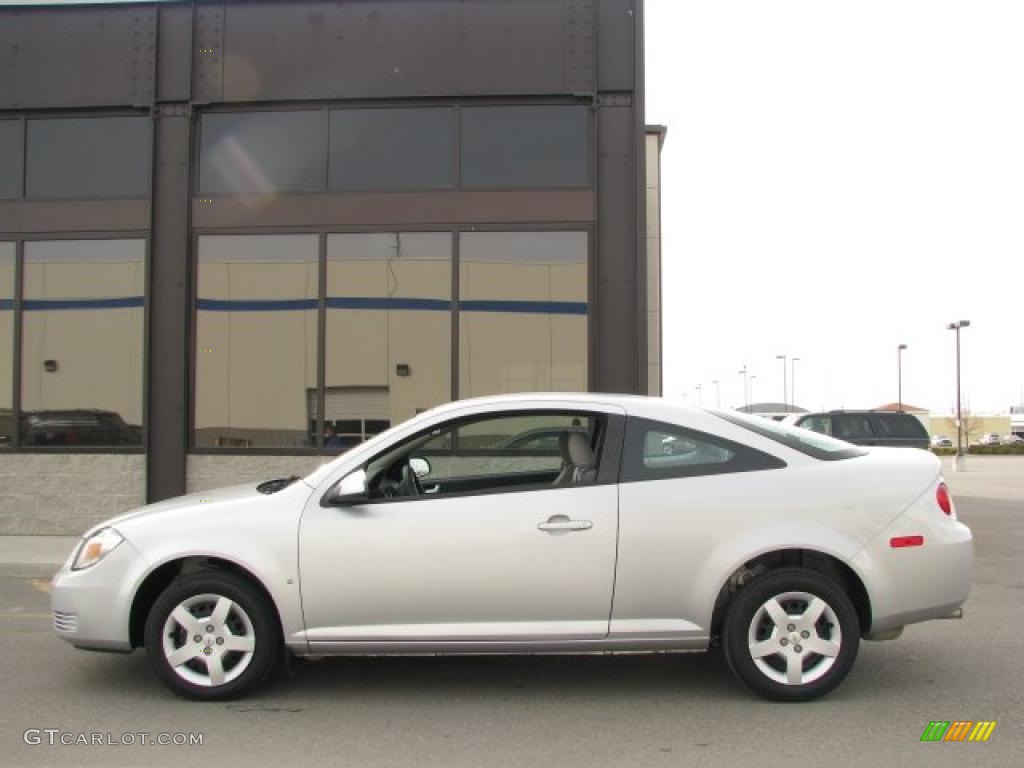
[325,469,368,506]
[409,456,431,479]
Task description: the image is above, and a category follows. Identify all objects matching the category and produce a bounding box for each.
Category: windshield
[707,409,868,461]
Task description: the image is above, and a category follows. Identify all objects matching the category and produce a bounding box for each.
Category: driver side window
[367,411,605,500]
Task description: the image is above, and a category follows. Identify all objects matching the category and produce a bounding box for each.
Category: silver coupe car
[52,394,973,701]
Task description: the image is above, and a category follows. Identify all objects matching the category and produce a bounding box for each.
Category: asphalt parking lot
[0,460,1020,768]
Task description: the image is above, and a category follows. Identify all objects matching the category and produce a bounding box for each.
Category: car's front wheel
[144,571,281,700]
[722,568,860,701]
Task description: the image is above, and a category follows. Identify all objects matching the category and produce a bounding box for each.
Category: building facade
[0,0,658,534]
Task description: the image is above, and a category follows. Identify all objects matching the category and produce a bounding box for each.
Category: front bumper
[50,536,148,652]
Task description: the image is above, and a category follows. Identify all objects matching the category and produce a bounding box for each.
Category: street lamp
[897,344,907,412]
[712,379,721,408]
[776,355,787,411]
[946,321,971,465]
[790,357,800,411]
[695,383,702,406]
[738,366,749,410]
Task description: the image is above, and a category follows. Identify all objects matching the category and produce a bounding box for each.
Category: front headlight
[72,528,124,571]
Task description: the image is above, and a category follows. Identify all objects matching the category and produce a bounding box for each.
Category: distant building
[1011,406,1024,437]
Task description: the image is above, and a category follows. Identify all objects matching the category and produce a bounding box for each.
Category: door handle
[537,515,593,532]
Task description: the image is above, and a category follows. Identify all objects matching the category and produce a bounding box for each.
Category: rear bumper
[852,493,973,636]
[50,537,146,652]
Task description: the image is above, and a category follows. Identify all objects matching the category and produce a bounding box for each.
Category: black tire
[722,567,860,702]
[144,570,282,701]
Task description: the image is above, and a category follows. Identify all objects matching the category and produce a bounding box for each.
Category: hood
[86,479,313,538]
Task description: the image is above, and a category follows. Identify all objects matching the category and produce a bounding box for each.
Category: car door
[298,406,624,648]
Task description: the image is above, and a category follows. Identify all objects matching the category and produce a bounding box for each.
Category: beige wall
[326,233,451,424]
[459,231,588,396]
[929,416,1011,443]
[19,239,145,426]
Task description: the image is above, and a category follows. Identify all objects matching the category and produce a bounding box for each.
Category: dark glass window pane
[20,240,145,447]
[0,122,22,199]
[0,244,13,446]
[26,117,150,199]
[621,418,784,482]
[459,232,587,397]
[460,105,589,187]
[329,108,455,190]
[365,419,391,435]
[195,235,318,449]
[872,414,927,438]
[835,415,874,441]
[199,111,324,195]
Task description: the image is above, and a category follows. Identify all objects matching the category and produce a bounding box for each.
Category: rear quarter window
[621,417,785,482]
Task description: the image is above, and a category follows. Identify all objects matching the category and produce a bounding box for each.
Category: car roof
[421,392,706,418]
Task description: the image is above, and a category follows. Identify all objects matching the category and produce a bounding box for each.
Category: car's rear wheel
[722,568,859,701]
[144,571,281,700]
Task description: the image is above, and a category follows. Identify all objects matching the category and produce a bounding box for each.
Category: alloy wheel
[161,593,256,688]
[746,590,842,686]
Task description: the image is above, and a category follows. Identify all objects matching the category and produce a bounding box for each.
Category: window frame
[620,416,786,483]
[320,409,625,506]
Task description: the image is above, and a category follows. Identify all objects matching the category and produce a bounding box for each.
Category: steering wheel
[398,462,423,497]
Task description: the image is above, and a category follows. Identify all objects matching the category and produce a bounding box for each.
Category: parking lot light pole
[776,355,787,411]
[897,344,907,412]
[738,366,749,410]
[712,379,720,408]
[946,321,970,469]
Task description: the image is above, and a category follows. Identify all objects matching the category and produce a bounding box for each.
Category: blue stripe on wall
[460,300,587,315]
[197,297,588,315]
[197,298,318,312]
[22,297,145,311]
[2,297,588,315]
[327,297,452,311]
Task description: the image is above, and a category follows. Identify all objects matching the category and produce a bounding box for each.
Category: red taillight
[890,535,924,548]
[936,482,952,516]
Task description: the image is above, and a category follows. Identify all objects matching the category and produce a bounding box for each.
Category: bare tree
[952,401,984,447]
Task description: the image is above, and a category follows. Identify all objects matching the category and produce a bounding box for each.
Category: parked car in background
[978,433,1001,446]
[52,395,971,703]
[930,435,953,448]
[1003,434,1024,445]
[782,411,930,450]
[20,409,142,446]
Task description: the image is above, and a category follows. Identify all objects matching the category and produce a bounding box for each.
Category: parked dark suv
[782,410,930,449]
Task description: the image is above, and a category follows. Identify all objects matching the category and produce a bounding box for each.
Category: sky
[645,0,1024,415]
